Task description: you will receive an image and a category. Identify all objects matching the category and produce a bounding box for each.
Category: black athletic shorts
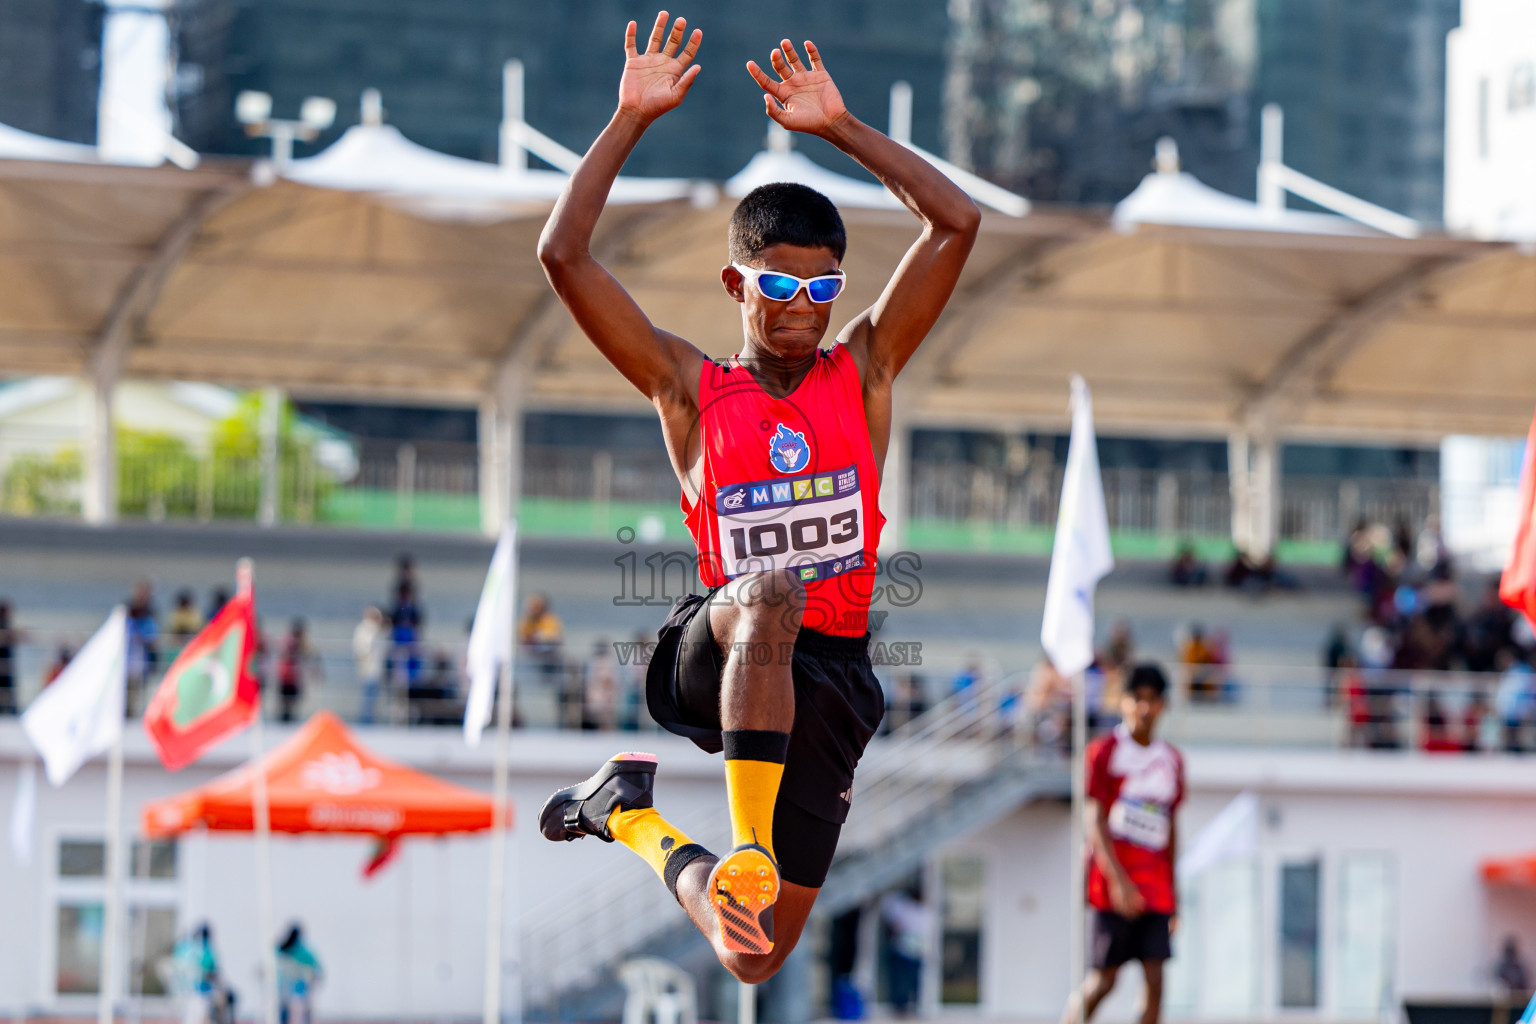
[645,588,885,888]
[1091,910,1173,969]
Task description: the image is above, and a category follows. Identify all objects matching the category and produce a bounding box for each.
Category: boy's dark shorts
[645,588,885,889]
[1091,910,1173,969]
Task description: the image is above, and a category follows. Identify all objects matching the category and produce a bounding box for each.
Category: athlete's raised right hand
[618,12,702,124]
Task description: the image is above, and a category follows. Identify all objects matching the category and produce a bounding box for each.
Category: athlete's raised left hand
[746,41,850,137]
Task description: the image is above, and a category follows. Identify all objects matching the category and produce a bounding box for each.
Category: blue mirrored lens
[806,277,844,302]
[755,273,801,301]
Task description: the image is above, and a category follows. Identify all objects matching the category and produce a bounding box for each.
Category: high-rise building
[170,0,951,181]
[943,0,1258,203]
[942,0,1460,220]
[1257,0,1460,224]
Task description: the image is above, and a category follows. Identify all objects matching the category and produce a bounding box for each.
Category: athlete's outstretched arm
[746,41,981,387]
[538,13,706,404]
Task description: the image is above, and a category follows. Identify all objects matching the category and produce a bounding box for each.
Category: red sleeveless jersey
[682,343,884,637]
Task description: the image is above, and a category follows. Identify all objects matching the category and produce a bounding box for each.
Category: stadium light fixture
[236,89,338,172]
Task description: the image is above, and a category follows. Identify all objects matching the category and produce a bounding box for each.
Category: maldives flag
[144,561,261,770]
[1501,408,1536,629]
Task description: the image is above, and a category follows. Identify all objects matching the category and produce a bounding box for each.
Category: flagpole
[1068,671,1088,1021]
[99,732,125,1024]
[482,659,514,1024]
[251,713,279,1024]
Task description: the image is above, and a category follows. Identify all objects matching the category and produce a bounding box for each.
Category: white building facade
[1445,0,1536,240]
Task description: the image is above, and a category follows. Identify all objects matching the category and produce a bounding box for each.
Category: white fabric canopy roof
[0,152,1530,443]
[0,122,99,163]
[1114,168,1374,236]
[286,122,697,222]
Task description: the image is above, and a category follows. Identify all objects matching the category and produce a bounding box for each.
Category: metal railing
[2,424,1438,546]
[911,462,1438,544]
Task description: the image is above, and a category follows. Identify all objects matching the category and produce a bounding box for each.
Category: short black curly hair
[728,182,847,265]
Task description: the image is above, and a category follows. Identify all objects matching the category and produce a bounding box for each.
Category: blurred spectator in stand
[1026,658,1072,753]
[1495,650,1535,753]
[389,583,424,690]
[1342,516,1375,590]
[409,648,459,726]
[886,674,928,733]
[518,594,564,685]
[393,554,416,596]
[275,924,322,1024]
[1169,543,1208,587]
[167,589,204,662]
[352,607,388,725]
[1415,515,1451,576]
[1099,621,1135,713]
[0,600,18,714]
[1180,623,1224,703]
[1464,689,1495,753]
[582,639,620,731]
[126,581,159,716]
[1465,581,1518,673]
[277,619,323,723]
[1495,935,1531,1001]
[204,587,230,624]
[1392,516,1415,568]
[1340,656,1373,748]
[1323,625,1353,706]
[1420,692,1460,753]
[43,643,73,688]
[952,657,984,728]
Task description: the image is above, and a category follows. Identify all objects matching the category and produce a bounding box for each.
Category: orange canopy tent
[142,711,509,872]
[1482,854,1536,886]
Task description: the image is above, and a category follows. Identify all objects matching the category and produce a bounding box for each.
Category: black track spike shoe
[538,752,658,843]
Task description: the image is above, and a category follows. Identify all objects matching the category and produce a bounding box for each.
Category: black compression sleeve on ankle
[721,729,790,763]
[663,843,712,901]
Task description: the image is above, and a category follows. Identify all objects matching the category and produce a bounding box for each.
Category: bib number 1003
[728,509,859,559]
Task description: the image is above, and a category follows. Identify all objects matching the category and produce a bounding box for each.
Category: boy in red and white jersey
[1066,663,1184,1024]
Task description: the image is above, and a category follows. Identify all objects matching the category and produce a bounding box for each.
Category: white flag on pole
[1041,376,1114,678]
[22,607,128,787]
[9,760,37,866]
[464,520,517,747]
[1178,790,1259,880]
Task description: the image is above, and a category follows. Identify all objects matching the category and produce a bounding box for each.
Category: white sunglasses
[732,263,848,303]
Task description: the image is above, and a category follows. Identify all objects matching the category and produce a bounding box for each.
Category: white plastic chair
[618,957,698,1024]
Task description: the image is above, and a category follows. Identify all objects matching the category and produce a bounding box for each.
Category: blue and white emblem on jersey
[768,423,811,474]
[722,487,747,510]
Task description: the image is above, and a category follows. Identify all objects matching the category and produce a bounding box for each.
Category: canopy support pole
[1228,426,1280,561]
[257,387,283,528]
[83,373,118,526]
[98,732,125,1024]
[251,715,279,1024]
[478,394,522,540]
[482,656,515,1024]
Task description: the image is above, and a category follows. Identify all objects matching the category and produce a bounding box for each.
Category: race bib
[714,464,866,582]
[1107,797,1171,851]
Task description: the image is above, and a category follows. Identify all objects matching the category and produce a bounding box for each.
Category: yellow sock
[722,730,791,860]
[606,806,705,892]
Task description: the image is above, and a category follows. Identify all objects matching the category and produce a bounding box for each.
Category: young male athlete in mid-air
[536,11,979,983]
